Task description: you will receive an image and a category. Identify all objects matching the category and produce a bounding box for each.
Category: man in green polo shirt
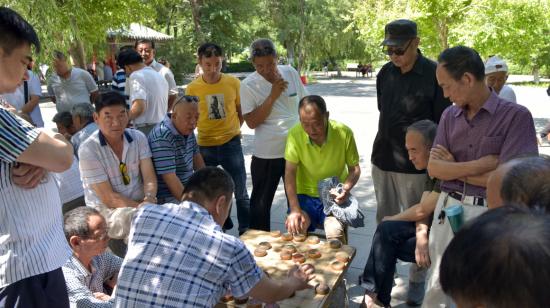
[284,95,361,244]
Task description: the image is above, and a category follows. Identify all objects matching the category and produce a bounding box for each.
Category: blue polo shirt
[148,114,199,200]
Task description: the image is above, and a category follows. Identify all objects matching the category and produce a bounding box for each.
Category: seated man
[114,167,315,307]
[53,111,78,139]
[284,95,361,243]
[486,154,550,210]
[62,207,122,307]
[70,102,98,158]
[148,95,205,203]
[78,91,157,257]
[360,120,439,308]
[440,206,550,308]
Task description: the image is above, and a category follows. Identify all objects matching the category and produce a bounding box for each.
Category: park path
[38,75,550,307]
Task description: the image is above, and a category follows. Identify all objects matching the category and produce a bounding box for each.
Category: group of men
[1,5,549,308]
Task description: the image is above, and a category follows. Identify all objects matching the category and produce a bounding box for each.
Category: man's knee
[324,216,347,243]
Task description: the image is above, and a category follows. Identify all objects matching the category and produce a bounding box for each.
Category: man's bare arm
[385,191,440,222]
[243,79,287,129]
[193,152,205,170]
[90,181,139,209]
[128,99,145,120]
[161,173,184,201]
[20,95,40,114]
[17,129,73,172]
[140,158,157,202]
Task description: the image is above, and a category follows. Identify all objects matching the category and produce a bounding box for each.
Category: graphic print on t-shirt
[206,94,226,120]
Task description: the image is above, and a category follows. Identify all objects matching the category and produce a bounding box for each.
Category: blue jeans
[200,135,250,233]
[360,221,416,306]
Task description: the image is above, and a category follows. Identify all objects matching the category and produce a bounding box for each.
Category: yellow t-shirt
[185,74,241,146]
[284,120,360,197]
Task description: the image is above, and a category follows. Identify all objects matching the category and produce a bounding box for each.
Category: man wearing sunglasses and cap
[370,19,450,306]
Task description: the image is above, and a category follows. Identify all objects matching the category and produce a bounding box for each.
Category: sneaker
[406,281,425,306]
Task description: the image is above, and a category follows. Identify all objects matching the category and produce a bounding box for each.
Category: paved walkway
[38,76,550,307]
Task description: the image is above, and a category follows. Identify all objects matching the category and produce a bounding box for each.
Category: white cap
[485,56,508,74]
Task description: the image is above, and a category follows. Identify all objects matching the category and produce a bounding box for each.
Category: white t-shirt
[498,84,517,103]
[128,66,169,125]
[240,65,307,159]
[0,70,44,127]
[47,67,98,112]
[53,155,84,203]
[149,60,178,96]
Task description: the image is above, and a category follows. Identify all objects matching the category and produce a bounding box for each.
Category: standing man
[0,7,74,307]
[116,49,168,135]
[240,38,307,231]
[186,43,250,234]
[424,46,538,307]
[484,55,516,103]
[148,95,205,204]
[48,50,99,112]
[371,19,450,305]
[135,39,178,110]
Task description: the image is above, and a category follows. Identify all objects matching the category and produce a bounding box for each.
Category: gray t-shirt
[48,67,98,112]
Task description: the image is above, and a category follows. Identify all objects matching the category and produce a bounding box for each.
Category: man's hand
[11,163,47,189]
[330,187,350,205]
[285,210,309,234]
[430,145,455,162]
[415,229,431,268]
[287,264,315,291]
[382,215,396,222]
[476,155,499,171]
[93,292,111,301]
[269,78,288,100]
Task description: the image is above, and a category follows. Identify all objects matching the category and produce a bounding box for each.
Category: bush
[225,61,254,73]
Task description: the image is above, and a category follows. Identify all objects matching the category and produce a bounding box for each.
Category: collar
[148,59,158,67]
[453,90,499,117]
[69,254,91,277]
[390,49,425,75]
[98,129,133,146]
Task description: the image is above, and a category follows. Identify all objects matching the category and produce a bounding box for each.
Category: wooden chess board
[216,229,356,308]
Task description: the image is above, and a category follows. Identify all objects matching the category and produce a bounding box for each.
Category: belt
[448,191,485,206]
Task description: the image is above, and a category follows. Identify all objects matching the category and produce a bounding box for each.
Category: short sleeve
[29,72,42,96]
[289,66,308,99]
[226,241,263,298]
[498,107,538,162]
[190,134,199,155]
[0,108,40,162]
[345,129,360,167]
[432,107,451,150]
[148,133,176,175]
[239,81,258,115]
[284,125,301,164]
[78,138,109,185]
[130,77,147,102]
[164,69,178,95]
[82,70,99,93]
[234,78,241,107]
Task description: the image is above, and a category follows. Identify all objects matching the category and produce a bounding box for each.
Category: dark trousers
[249,156,286,231]
[360,221,417,306]
[0,268,69,308]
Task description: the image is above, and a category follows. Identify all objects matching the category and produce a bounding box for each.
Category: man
[62,207,122,307]
[135,39,178,109]
[78,91,157,257]
[148,95,205,203]
[241,38,308,231]
[186,43,250,234]
[424,46,539,307]
[485,55,516,103]
[284,95,360,244]
[372,19,451,304]
[48,50,99,112]
[440,206,550,308]
[117,49,168,135]
[70,102,98,158]
[0,7,73,307]
[114,167,314,307]
[486,154,550,210]
[0,60,44,127]
[53,111,77,137]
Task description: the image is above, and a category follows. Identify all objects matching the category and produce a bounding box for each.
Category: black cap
[381,19,417,46]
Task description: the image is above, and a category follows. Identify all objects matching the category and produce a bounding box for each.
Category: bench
[346,63,361,77]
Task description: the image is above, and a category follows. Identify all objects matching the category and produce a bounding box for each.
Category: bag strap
[23,80,29,104]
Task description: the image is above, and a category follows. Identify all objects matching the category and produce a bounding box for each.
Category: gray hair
[501,155,550,210]
[406,119,437,147]
[63,207,101,242]
[249,38,277,61]
[53,50,66,61]
[70,103,94,121]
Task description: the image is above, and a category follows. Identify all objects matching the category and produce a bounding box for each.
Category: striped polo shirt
[0,107,71,288]
[148,114,199,200]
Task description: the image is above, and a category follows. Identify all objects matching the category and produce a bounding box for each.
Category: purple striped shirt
[434,91,538,197]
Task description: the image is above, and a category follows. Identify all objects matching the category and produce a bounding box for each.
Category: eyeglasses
[119,162,130,185]
[384,40,413,56]
[251,46,276,58]
[84,228,109,241]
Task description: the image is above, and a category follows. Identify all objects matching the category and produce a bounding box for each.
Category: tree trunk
[287,43,295,67]
[69,40,86,69]
[296,0,306,73]
[188,0,205,43]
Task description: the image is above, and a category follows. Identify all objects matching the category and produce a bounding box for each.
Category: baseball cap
[485,56,508,74]
[381,19,417,46]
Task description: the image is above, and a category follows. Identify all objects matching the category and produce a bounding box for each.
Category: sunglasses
[119,162,130,185]
[384,40,413,56]
[201,46,223,58]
